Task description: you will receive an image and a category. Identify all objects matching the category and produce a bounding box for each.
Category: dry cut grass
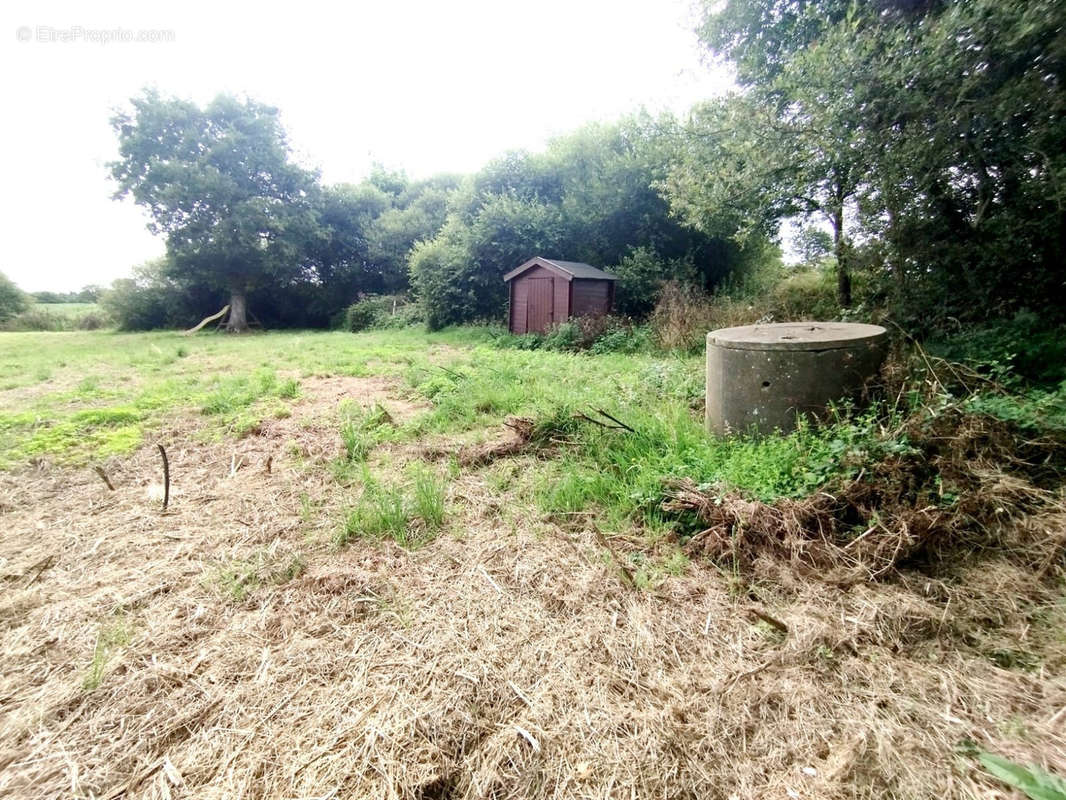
[0,371,1064,799]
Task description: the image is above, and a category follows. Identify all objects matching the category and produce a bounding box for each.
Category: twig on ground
[594,408,636,433]
[156,444,170,511]
[93,466,115,491]
[747,608,789,635]
[24,555,55,587]
[478,564,504,594]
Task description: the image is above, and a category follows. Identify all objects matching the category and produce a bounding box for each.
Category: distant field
[0,327,1062,798]
[37,302,99,317]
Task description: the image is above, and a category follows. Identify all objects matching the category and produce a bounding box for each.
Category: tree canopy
[668,0,1066,324]
[109,91,322,331]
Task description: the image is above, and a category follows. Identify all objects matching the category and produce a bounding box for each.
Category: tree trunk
[831,203,852,308]
[226,285,250,333]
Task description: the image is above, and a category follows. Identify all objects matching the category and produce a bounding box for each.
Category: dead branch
[183,305,230,336]
[93,466,115,491]
[747,608,789,635]
[594,408,636,433]
[157,444,170,511]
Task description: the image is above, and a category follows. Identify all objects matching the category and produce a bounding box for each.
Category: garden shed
[504,257,618,334]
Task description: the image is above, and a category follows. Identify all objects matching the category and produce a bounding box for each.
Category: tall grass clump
[339,466,448,549]
[411,467,447,531]
[83,618,130,691]
[339,403,394,463]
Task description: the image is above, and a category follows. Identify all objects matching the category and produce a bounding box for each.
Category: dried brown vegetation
[0,370,1064,799]
[667,407,1066,582]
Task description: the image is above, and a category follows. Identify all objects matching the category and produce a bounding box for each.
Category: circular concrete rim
[707,322,888,352]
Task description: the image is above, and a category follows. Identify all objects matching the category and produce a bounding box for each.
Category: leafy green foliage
[927,313,1066,389]
[411,117,759,329]
[110,91,322,331]
[102,258,222,331]
[495,315,650,355]
[684,0,1066,327]
[0,271,30,322]
[341,294,420,332]
[979,753,1066,800]
[612,246,697,317]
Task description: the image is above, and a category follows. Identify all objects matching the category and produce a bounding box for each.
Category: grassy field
[0,328,1063,798]
[36,302,101,317]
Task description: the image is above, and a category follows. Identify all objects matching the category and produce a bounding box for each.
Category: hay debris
[666,407,1066,581]
[0,378,1064,799]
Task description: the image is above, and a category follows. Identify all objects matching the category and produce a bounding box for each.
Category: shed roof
[503,257,618,283]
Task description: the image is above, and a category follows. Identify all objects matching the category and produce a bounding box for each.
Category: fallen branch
[24,554,56,587]
[573,412,624,430]
[748,608,789,635]
[93,465,115,491]
[594,408,636,433]
[182,305,230,336]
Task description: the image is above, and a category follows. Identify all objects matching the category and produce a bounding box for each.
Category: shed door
[525,278,554,334]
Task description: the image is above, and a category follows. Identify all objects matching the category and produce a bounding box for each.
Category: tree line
[102,0,1064,333]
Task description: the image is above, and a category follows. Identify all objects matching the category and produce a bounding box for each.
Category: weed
[978,753,1066,800]
[83,618,130,690]
[341,417,372,462]
[209,549,306,602]
[339,402,394,463]
[338,467,445,549]
[340,474,411,545]
[278,377,300,398]
[411,467,446,531]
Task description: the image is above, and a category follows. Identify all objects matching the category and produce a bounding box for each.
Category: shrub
[648,266,876,352]
[101,259,219,331]
[0,272,30,322]
[0,308,68,332]
[649,281,755,351]
[611,246,697,317]
[342,294,419,332]
[495,314,649,354]
[926,311,1066,388]
[74,310,111,330]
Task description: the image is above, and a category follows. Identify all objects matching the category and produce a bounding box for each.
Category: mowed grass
[0,328,482,467]
[0,326,865,529]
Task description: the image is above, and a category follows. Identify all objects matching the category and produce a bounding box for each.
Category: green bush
[342,294,419,332]
[0,303,113,332]
[494,314,649,354]
[101,259,218,331]
[0,308,67,331]
[612,246,696,317]
[0,272,30,323]
[926,311,1066,388]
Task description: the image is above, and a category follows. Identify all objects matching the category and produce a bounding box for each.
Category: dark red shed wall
[571,279,611,316]
[509,266,571,334]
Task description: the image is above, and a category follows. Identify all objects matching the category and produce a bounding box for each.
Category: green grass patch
[83,617,131,691]
[338,466,448,549]
[207,550,307,603]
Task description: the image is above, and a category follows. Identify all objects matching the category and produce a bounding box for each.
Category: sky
[1,0,733,293]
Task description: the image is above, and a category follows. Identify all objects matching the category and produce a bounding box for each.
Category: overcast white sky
[1,0,731,292]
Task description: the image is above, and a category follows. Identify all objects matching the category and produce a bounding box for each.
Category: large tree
[109,91,321,331]
[676,0,1066,323]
